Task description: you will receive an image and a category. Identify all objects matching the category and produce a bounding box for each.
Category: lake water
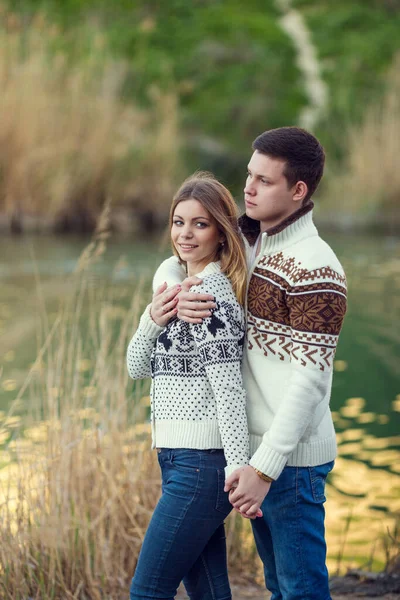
[0,230,399,573]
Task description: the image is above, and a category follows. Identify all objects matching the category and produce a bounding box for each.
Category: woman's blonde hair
[169,172,247,305]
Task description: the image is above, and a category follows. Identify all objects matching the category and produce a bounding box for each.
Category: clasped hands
[225,465,270,520]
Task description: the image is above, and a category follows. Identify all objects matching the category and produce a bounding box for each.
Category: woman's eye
[196,222,207,228]
[173,220,183,226]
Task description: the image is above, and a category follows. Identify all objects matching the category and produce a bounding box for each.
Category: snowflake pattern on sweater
[126,264,250,473]
[247,255,347,371]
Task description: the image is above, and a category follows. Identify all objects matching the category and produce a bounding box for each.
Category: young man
[152,127,347,599]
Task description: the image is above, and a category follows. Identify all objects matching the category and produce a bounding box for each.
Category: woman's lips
[179,244,198,250]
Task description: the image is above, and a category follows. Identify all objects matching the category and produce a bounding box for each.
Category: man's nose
[244,179,255,195]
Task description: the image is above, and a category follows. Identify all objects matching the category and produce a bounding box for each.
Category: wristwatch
[253,468,274,483]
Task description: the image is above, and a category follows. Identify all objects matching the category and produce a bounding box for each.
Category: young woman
[126,172,251,600]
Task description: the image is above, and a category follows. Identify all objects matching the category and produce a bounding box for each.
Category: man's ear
[293,181,308,204]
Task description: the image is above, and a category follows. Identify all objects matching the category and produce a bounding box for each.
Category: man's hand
[177,276,216,324]
[224,465,272,519]
[150,282,181,327]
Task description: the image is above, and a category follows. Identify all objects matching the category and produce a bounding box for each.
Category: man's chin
[245,207,259,220]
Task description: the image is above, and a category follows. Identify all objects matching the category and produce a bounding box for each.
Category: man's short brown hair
[252,127,325,202]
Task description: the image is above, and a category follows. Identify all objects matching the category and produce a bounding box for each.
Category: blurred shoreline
[1,206,400,235]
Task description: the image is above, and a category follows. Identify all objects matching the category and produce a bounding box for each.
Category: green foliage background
[292,0,400,159]
[5,0,400,191]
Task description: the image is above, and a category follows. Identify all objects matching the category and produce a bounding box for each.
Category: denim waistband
[157,447,226,469]
[157,448,224,454]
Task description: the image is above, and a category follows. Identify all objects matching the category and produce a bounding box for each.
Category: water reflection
[0,231,399,573]
[0,412,398,574]
[327,388,400,570]
[327,453,400,572]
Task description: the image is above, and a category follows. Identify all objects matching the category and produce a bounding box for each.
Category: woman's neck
[186,257,217,277]
[187,262,206,277]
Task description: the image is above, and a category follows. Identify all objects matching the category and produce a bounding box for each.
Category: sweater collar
[239,202,318,252]
[194,261,221,279]
[264,201,313,235]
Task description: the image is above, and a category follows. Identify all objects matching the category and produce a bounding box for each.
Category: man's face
[244,151,300,230]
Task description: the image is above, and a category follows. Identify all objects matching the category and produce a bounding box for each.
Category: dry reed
[0,215,260,598]
[0,7,181,234]
[0,211,157,598]
[322,53,400,230]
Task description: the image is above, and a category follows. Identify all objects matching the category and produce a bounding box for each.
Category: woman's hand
[150,282,181,327]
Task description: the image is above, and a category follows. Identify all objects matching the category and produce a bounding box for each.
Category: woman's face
[171,199,223,276]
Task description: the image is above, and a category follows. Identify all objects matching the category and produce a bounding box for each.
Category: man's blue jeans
[251,461,334,600]
[130,448,233,600]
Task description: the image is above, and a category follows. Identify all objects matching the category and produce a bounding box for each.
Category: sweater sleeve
[126,305,164,380]
[152,256,186,292]
[127,256,184,378]
[249,268,347,480]
[190,280,250,477]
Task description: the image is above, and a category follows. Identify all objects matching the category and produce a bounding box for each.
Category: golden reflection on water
[0,407,398,574]
[326,456,400,572]
[1,379,17,391]
[333,360,348,372]
[393,395,400,412]
[326,397,400,572]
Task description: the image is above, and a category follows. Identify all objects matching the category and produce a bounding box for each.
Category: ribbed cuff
[249,442,287,481]
[249,434,337,477]
[224,463,247,479]
[291,436,337,466]
[138,304,164,338]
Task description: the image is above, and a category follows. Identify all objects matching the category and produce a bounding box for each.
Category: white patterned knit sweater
[153,207,347,481]
[127,262,250,477]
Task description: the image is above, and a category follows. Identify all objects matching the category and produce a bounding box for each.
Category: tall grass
[382,517,400,576]
[0,218,260,598]
[322,54,400,230]
[0,218,155,597]
[0,8,181,234]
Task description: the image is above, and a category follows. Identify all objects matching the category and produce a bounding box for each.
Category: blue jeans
[130,448,233,600]
[251,461,334,600]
